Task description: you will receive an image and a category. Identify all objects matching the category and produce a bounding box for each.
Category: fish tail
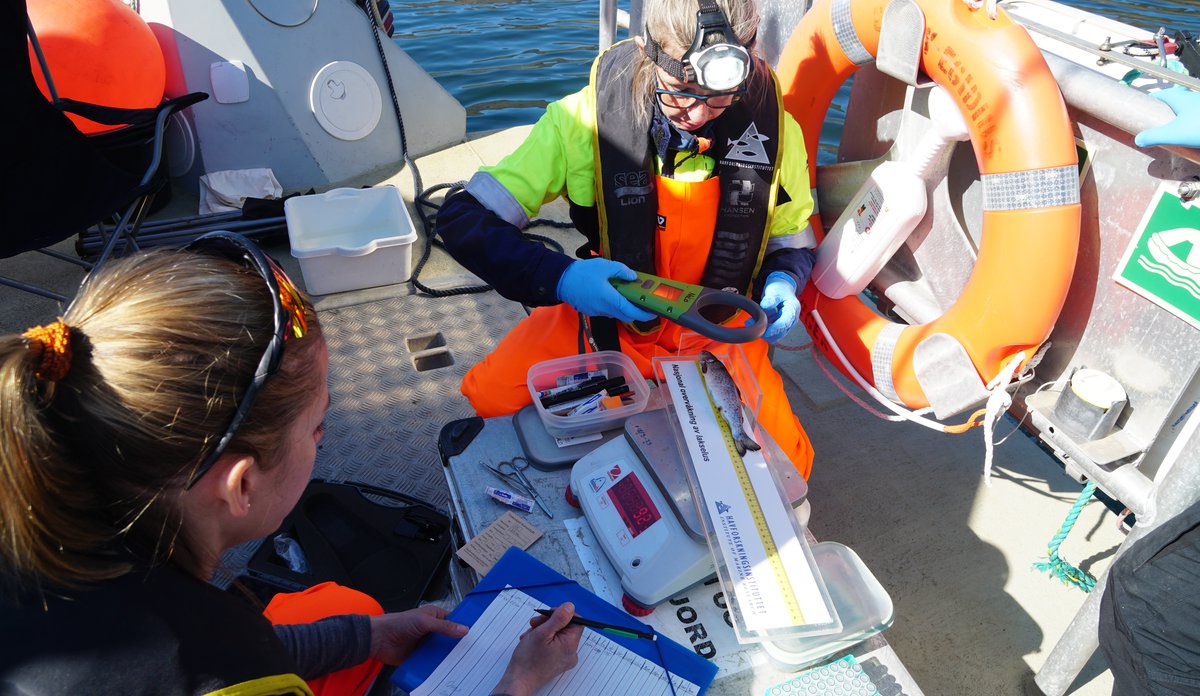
[740,435,761,454]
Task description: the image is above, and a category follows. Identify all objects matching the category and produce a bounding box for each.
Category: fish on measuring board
[698,350,761,456]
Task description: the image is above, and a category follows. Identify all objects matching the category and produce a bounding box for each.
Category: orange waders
[463,176,816,478]
[264,583,385,696]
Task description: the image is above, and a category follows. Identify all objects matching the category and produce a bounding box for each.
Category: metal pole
[79,219,287,253]
[629,0,645,38]
[1034,404,1200,694]
[599,0,617,50]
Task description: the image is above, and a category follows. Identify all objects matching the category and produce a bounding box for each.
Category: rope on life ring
[777,0,1081,430]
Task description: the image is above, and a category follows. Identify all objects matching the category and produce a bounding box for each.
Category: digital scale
[568,407,808,614]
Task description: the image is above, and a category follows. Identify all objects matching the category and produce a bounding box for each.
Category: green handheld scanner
[610,271,767,343]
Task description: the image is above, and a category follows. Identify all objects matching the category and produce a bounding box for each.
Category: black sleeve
[754,246,816,301]
[273,615,372,680]
[436,190,575,306]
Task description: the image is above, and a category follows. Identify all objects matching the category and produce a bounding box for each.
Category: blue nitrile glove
[556,259,657,323]
[755,272,799,343]
[1135,86,1200,148]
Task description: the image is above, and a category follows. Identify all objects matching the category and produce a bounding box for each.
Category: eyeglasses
[183,231,308,489]
[655,76,744,111]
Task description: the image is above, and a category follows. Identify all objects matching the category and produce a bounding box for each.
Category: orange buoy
[776,0,1080,418]
[26,0,166,134]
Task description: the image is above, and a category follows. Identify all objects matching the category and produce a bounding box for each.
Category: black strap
[589,316,622,353]
[56,92,207,129]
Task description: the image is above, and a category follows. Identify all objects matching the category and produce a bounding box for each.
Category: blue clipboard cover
[393,547,718,693]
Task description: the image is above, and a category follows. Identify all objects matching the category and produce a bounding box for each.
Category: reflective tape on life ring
[982,165,1080,211]
[832,0,873,66]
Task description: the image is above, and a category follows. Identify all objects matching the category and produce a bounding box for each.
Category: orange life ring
[778,0,1080,417]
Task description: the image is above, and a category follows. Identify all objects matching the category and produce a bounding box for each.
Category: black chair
[3,0,207,302]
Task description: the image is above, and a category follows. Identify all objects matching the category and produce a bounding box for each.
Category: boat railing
[1001,1,1200,91]
[599,0,642,50]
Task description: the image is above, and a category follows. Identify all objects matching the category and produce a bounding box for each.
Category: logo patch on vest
[724,123,771,166]
[656,214,667,229]
[723,179,757,218]
[729,179,755,206]
[613,171,652,206]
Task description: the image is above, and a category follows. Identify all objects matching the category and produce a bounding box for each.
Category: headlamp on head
[646,0,751,92]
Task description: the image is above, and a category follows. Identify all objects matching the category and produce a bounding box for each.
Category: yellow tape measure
[704,389,806,625]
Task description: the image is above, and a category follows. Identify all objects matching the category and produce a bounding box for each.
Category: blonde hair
[0,248,323,591]
[631,0,766,126]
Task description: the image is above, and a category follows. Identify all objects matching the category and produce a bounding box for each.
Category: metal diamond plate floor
[313,289,528,508]
[220,287,529,578]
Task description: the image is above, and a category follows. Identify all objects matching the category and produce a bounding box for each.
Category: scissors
[610,271,767,343]
[484,457,553,518]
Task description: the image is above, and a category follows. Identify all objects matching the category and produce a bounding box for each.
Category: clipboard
[393,547,718,693]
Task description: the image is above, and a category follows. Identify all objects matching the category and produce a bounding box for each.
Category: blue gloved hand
[1135,86,1200,148]
[556,259,657,323]
[754,272,799,343]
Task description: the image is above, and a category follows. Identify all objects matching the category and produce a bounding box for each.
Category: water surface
[392,0,1195,143]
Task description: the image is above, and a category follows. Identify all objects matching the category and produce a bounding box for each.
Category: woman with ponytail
[0,234,580,696]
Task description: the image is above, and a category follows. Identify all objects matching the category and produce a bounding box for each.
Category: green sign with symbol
[1114,183,1200,330]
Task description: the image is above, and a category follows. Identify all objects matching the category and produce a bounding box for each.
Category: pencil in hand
[533,608,656,640]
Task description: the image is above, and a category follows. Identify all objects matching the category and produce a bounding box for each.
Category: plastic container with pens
[527,351,651,438]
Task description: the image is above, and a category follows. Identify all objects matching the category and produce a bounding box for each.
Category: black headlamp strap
[645,34,693,83]
[646,0,746,86]
[692,0,737,51]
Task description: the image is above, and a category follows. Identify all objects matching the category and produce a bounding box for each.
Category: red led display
[608,473,661,537]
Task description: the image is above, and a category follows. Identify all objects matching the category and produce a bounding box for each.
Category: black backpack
[1100,499,1200,695]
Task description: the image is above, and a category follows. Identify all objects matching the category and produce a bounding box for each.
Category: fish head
[698,350,718,373]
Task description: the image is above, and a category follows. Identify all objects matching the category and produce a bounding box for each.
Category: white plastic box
[284,186,417,295]
[527,351,651,438]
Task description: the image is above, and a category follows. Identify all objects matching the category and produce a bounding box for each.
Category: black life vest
[0,564,310,695]
[586,40,783,298]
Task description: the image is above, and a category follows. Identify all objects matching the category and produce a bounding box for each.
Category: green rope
[1033,480,1098,592]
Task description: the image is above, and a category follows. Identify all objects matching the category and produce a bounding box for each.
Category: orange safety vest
[263,582,385,696]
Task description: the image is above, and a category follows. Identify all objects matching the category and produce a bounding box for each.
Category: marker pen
[485,486,534,513]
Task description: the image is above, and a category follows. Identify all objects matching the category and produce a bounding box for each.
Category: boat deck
[0,126,1124,695]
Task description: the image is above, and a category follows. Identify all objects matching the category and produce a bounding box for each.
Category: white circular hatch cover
[309,61,383,141]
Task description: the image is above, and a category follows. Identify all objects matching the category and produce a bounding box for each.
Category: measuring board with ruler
[660,357,839,642]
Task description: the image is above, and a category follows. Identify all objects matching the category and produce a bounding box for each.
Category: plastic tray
[526,351,650,438]
[761,541,895,670]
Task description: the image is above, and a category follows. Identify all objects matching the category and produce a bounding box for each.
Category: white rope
[963,0,1000,20]
[808,344,911,423]
[775,336,907,421]
[981,351,1026,486]
[809,310,950,432]
[993,377,1055,446]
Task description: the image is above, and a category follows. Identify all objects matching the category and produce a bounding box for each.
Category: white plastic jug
[811,86,970,299]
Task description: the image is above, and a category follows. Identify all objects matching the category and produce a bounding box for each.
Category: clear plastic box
[762,541,895,670]
[527,351,650,438]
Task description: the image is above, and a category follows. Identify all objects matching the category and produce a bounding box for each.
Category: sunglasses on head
[183,231,308,489]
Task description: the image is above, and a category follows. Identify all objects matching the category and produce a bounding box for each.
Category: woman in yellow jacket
[439,0,819,477]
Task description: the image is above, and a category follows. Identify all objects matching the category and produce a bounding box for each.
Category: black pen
[534,608,656,640]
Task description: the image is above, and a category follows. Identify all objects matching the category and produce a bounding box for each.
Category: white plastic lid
[1070,368,1127,410]
[309,61,383,141]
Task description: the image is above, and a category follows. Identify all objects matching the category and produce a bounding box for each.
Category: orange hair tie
[23,320,73,383]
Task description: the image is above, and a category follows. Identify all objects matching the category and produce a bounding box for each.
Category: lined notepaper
[411,588,700,696]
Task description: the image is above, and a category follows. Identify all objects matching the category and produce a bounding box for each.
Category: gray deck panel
[221,287,529,576]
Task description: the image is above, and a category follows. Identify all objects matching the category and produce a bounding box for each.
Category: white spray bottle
[811,86,971,299]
